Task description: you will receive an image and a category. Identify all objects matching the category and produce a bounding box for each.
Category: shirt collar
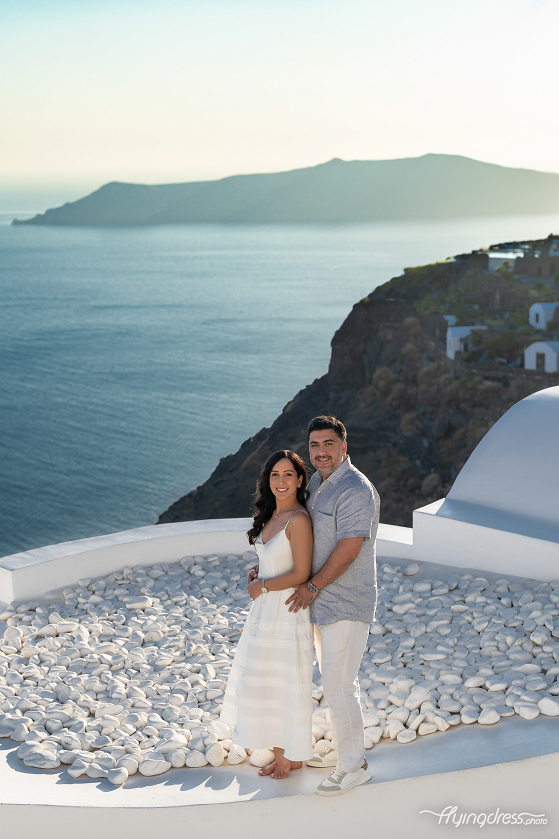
[321,455,351,487]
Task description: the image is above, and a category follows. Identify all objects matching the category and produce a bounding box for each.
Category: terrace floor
[2,557,559,837]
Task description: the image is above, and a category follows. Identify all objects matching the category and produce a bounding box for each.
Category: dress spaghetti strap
[285,509,310,528]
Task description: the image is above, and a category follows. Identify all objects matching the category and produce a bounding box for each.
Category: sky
[2,0,559,207]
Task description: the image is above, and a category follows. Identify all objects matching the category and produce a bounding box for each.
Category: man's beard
[314,453,343,477]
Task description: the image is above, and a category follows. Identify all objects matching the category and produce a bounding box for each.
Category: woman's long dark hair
[247,450,309,545]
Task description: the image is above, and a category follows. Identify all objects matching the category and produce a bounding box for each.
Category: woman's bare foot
[258,761,277,776]
[272,759,302,779]
[258,747,303,779]
[258,758,303,778]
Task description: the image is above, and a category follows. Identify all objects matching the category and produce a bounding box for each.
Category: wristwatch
[307,581,320,594]
[260,579,269,594]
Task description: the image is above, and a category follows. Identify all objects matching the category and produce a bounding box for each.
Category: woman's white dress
[220,513,314,760]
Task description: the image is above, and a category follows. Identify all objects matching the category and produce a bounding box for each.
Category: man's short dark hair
[307,415,347,442]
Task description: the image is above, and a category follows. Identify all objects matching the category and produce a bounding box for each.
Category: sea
[2,211,559,559]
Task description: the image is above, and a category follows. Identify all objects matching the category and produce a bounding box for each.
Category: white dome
[447,386,559,526]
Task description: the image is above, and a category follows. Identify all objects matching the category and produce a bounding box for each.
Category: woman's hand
[247,578,263,600]
[248,564,259,585]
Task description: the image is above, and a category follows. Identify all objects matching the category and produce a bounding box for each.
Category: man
[286,416,379,797]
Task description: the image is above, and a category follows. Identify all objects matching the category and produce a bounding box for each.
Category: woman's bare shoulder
[287,509,313,534]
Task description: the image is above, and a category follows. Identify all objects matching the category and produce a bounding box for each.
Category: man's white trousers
[314,619,369,774]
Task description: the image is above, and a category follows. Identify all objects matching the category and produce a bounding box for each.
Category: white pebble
[364,726,383,744]
[516,703,540,720]
[438,673,462,686]
[417,722,437,736]
[208,720,232,740]
[17,742,43,759]
[486,677,507,692]
[538,697,559,716]
[158,735,189,754]
[185,750,209,768]
[117,756,139,774]
[23,750,60,769]
[386,720,405,739]
[139,758,172,776]
[249,748,274,768]
[387,707,409,724]
[464,676,485,688]
[167,749,187,768]
[10,723,30,742]
[67,759,89,778]
[108,767,128,785]
[387,692,408,708]
[478,707,500,725]
[58,750,80,765]
[362,710,380,727]
[87,763,108,779]
[227,744,247,765]
[397,729,417,744]
[405,685,432,711]
[461,708,479,725]
[408,713,425,731]
[206,743,226,767]
[126,597,153,610]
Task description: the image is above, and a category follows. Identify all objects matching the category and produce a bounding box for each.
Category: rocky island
[12,154,559,226]
[159,236,559,527]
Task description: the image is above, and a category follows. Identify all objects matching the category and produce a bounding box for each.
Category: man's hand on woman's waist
[285,583,318,612]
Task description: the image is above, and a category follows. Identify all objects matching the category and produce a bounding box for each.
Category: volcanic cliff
[159,241,559,527]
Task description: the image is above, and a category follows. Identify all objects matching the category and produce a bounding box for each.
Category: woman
[220,450,314,779]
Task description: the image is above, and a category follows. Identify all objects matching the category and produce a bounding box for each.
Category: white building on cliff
[446,325,487,360]
[529,302,559,330]
[525,341,559,373]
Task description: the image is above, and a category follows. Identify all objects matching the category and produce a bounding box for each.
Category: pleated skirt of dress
[220,589,314,761]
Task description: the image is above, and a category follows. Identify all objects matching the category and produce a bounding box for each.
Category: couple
[220,415,380,797]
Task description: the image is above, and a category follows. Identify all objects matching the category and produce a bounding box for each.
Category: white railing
[0,520,415,606]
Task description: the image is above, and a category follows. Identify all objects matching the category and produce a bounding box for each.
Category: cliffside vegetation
[159,240,559,527]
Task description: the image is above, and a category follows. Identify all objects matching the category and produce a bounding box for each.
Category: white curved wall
[0,519,413,606]
[447,386,559,525]
[0,519,253,606]
[414,386,559,578]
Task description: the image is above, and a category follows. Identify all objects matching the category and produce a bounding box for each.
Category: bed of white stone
[2,554,559,787]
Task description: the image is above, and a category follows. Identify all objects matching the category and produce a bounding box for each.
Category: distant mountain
[12,154,559,226]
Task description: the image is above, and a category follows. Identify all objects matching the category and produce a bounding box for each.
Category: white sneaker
[316,762,371,797]
[305,747,338,768]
